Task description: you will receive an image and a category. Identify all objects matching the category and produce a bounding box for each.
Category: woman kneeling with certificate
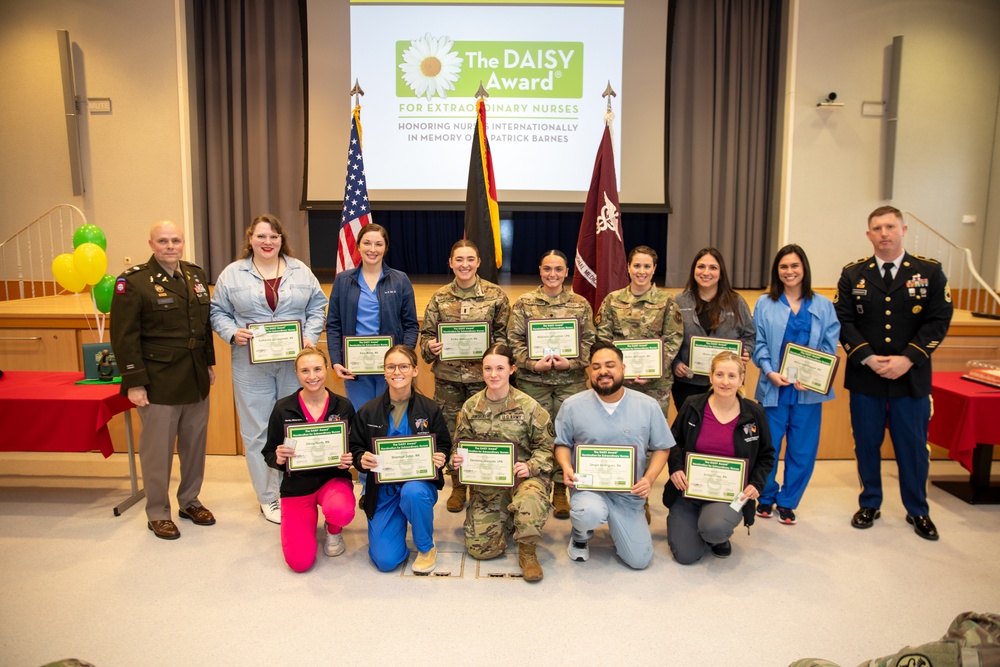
[263,347,357,572]
[663,351,775,564]
[350,345,451,574]
[452,344,555,582]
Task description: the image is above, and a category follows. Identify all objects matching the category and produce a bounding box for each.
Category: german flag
[464,98,501,283]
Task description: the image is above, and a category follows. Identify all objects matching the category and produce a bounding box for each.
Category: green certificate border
[683,452,748,503]
[573,444,636,492]
[456,440,515,487]
[778,342,839,394]
[438,322,491,361]
[248,319,303,364]
[343,335,394,374]
[688,337,743,376]
[373,434,437,483]
[526,317,580,360]
[284,420,347,472]
[613,339,663,379]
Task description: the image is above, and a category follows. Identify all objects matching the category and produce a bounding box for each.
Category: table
[928,371,1000,504]
[0,370,145,515]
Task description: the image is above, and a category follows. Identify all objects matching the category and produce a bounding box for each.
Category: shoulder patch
[115,277,127,294]
[546,422,556,437]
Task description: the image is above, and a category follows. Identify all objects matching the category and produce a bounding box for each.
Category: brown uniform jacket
[110,255,215,405]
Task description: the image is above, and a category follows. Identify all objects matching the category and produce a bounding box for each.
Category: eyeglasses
[384,363,412,373]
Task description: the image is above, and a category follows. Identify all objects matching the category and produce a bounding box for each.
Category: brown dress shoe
[148,519,180,540]
[179,506,216,526]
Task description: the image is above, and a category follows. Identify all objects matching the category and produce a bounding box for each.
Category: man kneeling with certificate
[554,342,673,569]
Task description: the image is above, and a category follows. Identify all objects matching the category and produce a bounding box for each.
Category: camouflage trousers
[516,379,587,422]
[435,377,485,489]
[464,478,551,559]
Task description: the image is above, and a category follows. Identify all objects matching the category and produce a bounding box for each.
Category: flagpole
[602,81,616,142]
[351,79,365,108]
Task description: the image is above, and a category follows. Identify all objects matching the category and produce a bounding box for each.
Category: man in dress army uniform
[835,206,953,541]
[111,221,217,540]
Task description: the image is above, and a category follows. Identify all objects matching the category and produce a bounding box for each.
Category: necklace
[253,257,283,309]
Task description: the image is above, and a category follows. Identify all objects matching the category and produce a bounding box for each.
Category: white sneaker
[324,532,346,557]
[260,500,281,524]
[567,537,590,562]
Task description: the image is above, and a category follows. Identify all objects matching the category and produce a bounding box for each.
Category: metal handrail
[0,204,88,301]
[905,211,1000,316]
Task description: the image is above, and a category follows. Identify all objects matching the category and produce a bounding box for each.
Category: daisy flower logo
[399,33,463,100]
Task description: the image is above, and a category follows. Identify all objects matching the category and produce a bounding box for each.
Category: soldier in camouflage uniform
[507,250,595,519]
[419,240,511,513]
[595,246,684,421]
[452,344,554,582]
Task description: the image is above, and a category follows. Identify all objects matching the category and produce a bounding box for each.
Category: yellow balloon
[52,253,86,293]
[73,243,108,286]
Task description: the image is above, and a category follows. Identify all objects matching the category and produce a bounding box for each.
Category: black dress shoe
[906,514,940,541]
[710,541,732,558]
[148,520,180,540]
[179,505,216,526]
[851,507,880,529]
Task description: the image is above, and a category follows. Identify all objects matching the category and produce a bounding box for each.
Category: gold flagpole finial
[475,82,490,100]
[602,81,617,112]
[350,79,365,107]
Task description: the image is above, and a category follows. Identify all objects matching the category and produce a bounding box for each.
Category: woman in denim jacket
[210,214,328,524]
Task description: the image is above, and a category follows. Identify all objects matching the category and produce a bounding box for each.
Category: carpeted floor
[0,452,997,666]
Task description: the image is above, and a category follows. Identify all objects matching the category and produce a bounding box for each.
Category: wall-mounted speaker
[57,29,84,196]
[882,35,903,200]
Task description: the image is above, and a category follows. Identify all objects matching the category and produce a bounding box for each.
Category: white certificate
[683,453,748,503]
[613,339,663,379]
[689,337,743,376]
[343,335,393,374]
[373,435,437,483]
[248,320,302,364]
[438,322,490,361]
[526,318,579,359]
[284,421,347,471]
[574,445,636,492]
[457,441,515,487]
[779,343,838,394]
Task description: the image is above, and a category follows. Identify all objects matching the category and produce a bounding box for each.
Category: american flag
[337,106,371,273]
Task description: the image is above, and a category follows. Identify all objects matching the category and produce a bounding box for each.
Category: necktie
[882,262,894,289]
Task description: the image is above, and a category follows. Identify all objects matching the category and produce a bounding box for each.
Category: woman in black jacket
[350,345,452,574]
[663,351,775,564]
[263,347,357,572]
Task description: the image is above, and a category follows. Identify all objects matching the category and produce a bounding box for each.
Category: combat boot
[552,481,570,519]
[446,475,466,513]
[518,542,543,582]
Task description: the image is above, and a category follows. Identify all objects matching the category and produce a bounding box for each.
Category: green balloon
[73,224,107,251]
[91,273,116,313]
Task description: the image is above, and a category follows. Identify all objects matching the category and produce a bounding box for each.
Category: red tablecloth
[0,371,134,458]
[929,372,1000,472]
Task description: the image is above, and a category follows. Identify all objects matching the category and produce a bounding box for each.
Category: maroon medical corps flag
[573,119,628,311]
[464,98,501,283]
[337,106,371,274]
